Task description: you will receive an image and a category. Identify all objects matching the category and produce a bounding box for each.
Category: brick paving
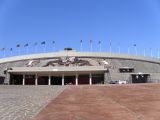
[0,85,65,120]
[34,84,160,120]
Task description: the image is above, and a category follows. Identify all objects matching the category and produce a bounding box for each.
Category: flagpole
[26,46,28,54]
[118,43,120,54]
[35,46,37,53]
[41,41,46,53]
[128,45,130,54]
[134,44,137,55]
[16,44,21,55]
[80,40,83,51]
[18,47,20,55]
[150,48,153,57]
[99,41,101,52]
[10,50,12,56]
[52,41,55,52]
[24,44,29,54]
[143,48,146,57]
[43,45,45,53]
[90,40,92,52]
[158,49,159,59]
[3,49,5,57]
[34,43,38,53]
[109,40,111,53]
[10,48,13,56]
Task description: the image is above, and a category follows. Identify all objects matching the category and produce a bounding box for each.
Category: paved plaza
[34,84,160,120]
[0,85,65,120]
[2,84,160,120]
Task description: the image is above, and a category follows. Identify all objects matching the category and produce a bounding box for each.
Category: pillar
[48,75,51,85]
[62,74,64,86]
[4,72,10,85]
[89,73,92,85]
[76,74,78,85]
[35,74,38,85]
[22,74,25,85]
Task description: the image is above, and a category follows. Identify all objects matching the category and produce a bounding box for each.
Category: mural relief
[43,57,92,67]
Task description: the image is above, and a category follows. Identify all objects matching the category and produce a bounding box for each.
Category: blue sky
[0,0,160,57]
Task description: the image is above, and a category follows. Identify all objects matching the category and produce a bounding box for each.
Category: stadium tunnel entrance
[78,75,89,85]
[64,76,76,85]
[131,74,150,83]
[51,76,62,85]
[92,74,104,84]
[10,74,23,85]
[38,76,48,85]
[9,72,105,85]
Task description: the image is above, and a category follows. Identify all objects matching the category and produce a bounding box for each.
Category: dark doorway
[38,76,48,85]
[51,76,62,85]
[0,77,5,84]
[92,74,104,84]
[132,74,149,83]
[25,75,35,85]
[78,75,89,84]
[10,74,23,85]
[64,76,75,85]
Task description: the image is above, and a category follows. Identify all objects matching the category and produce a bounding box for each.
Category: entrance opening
[10,74,23,85]
[38,76,48,85]
[78,75,89,84]
[64,76,75,85]
[132,74,149,83]
[51,76,62,85]
[25,75,35,85]
[0,77,4,84]
[92,74,104,84]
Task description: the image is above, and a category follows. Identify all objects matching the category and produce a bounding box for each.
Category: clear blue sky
[0,0,160,57]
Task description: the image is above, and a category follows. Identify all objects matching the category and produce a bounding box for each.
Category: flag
[90,40,92,43]
[80,40,82,43]
[16,44,20,47]
[52,41,55,44]
[10,48,13,51]
[41,41,45,45]
[98,41,101,44]
[24,43,28,47]
[133,44,136,47]
[1,48,5,50]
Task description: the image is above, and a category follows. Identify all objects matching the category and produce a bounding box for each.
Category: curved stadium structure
[0,49,160,85]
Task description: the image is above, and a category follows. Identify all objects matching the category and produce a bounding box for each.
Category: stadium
[1,48,160,85]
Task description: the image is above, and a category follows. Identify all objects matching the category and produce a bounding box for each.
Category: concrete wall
[0,51,160,84]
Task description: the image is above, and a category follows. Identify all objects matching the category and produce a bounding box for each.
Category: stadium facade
[0,49,160,85]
